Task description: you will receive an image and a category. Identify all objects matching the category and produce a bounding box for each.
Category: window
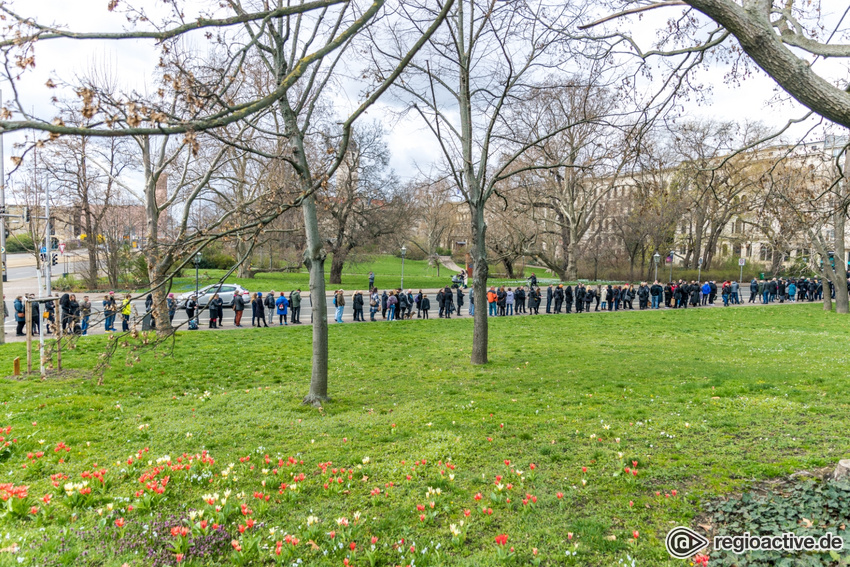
[733,243,741,255]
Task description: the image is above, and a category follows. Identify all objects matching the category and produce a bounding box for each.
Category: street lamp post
[653,251,660,282]
[193,252,202,323]
[400,245,407,289]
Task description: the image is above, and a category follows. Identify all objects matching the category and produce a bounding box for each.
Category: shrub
[5,233,34,253]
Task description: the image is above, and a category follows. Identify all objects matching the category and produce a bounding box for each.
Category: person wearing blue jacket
[701,282,711,305]
[275,292,289,326]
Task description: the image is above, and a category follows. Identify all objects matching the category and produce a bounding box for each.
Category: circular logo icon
[665,526,709,559]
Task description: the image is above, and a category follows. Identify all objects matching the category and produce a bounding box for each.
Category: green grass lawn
[171,255,463,294]
[1,303,849,566]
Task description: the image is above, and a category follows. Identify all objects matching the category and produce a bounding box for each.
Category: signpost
[738,257,745,283]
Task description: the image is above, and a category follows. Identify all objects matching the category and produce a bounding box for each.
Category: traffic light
[22,207,30,222]
[51,237,58,250]
[51,254,58,266]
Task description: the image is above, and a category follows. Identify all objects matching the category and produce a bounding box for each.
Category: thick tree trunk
[329,252,345,285]
[470,203,489,365]
[566,236,578,281]
[501,257,515,279]
[301,192,330,406]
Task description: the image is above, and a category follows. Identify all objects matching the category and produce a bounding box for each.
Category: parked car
[177,284,250,309]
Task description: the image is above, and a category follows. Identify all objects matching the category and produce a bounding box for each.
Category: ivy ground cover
[0,302,848,566]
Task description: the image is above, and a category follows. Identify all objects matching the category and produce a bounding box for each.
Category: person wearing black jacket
[545,285,553,313]
[708,281,718,304]
[59,293,71,333]
[443,286,455,318]
[28,295,40,335]
[353,291,364,321]
[637,283,650,310]
[663,283,673,308]
[650,281,663,309]
[497,287,507,316]
[564,285,573,313]
[553,285,564,313]
[421,294,431,319]
[515,287,525,314]
[209,294,223,328]
[575,284,585,313]
[456,287,464,314]
[436,288,445,318]
[584,287,594,312]
[749,278,758,303]
[233,293,245,327]
[777,279,786,303]
[265,292,276,325]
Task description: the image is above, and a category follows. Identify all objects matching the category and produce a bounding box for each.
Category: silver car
[177,284,251,308]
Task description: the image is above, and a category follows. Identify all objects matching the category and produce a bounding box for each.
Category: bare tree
[378,0,586,364]
[579,0,850,129]
[406,176,460,274]
[320,122,406,284]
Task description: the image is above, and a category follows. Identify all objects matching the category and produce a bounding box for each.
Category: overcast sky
[2,0,844,190]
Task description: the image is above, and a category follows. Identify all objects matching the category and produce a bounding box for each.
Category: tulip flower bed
[0,302,849,566]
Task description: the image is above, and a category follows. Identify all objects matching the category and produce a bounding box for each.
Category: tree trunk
[470,203,489,365]
[329,251,345,285]
[501,257,515,279]
[565,223,578,281]
[301,191,330,406]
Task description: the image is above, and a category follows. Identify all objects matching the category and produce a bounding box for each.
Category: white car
[177,284,251,309]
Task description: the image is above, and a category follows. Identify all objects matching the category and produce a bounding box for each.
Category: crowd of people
[3,273,834,337]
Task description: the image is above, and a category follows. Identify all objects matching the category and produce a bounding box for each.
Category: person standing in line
[209,293,222,328]
[265,291,277,325]
[563,284,573,314]
[515,286,525,314]
[103,293,116,331]
[370,288,380,321]
[256,293,269,327]
[233,292,245,327]
[701,281,711,306]
[397,289,409,320]
[276,291,289,325]
[167,293,176,321]
[553,284,563,313]
[28,294,40,335]
[444,285,455,318]
[456,286,464,316]
[415,290,423,318]
[185,295,197,328]
[334,289,345,323]
[78,295,91,335]
[14,295,26,336]
[788,280,797,302]
[290,289,301,324]
[421,293,431,318]
[574,284,584,313]
[469,287,475,315]
[121,293,132,331]
[749,277,758,303]
[584,287,594,312]
[730,280,740,304]
[353,290,364,322]
[386,290,397,321]
[545,284,553,313]
[436,288,445,318]
[381,289,388,319]
[496,286,507,316]
[505,288,514,316]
